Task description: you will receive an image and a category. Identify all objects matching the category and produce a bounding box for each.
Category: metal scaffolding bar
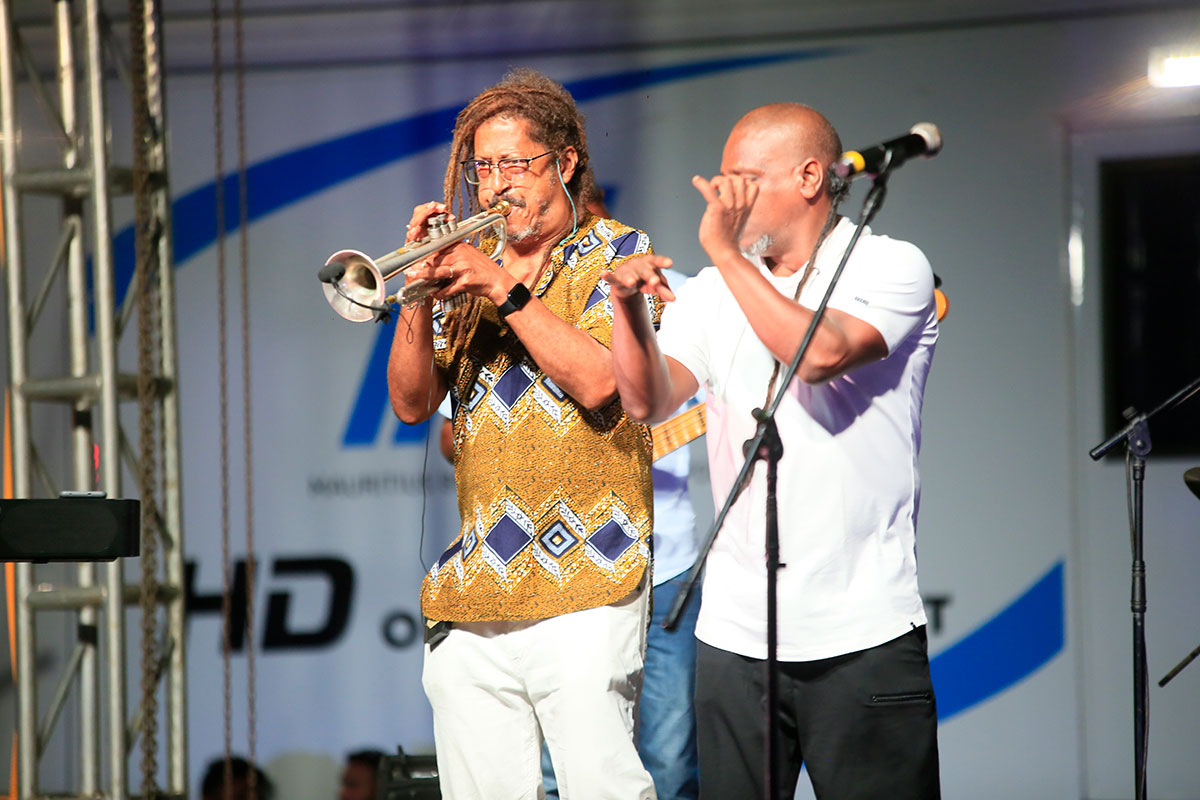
[0,1,188,798]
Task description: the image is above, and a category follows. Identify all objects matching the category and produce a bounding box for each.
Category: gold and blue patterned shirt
[422,215,660,622]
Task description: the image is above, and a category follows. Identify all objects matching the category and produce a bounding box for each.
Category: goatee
[507,197,552,243]
[742,233,773,258]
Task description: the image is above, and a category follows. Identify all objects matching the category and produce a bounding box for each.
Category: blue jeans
[543,571,700,799]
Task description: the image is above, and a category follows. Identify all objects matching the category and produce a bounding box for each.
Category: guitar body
[651,402,707,461]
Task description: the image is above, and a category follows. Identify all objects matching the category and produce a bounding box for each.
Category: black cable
[418,416,433,574]
[330,281,394,321]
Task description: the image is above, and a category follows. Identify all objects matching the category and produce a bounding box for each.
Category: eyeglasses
[461,151,553,185]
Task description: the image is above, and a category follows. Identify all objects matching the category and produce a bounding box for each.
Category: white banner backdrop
[165,52,1069,796]
[116,14,1199,797]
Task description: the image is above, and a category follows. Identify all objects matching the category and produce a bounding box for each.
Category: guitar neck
[651,402,707,461]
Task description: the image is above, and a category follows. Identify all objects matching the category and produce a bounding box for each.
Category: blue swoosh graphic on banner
[102,45,1067,725]
[111,46,846,304]
[109,47,846,446]
[930,560,1065,721]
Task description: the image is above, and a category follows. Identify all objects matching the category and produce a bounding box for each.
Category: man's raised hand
[602,254,677,301]
[692,173,758,262]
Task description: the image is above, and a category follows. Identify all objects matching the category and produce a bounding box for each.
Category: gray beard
[742,233,773,258]
[506,197,552,243]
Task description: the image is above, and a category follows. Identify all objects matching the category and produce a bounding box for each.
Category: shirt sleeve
[431,299,451,370]
[576,227,660,348]
[824,236,935,355]
[656,268,713,388]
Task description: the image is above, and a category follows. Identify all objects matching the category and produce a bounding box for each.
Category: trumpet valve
[427,213,456,240]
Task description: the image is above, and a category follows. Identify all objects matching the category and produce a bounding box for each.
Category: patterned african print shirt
[422,215,660,622]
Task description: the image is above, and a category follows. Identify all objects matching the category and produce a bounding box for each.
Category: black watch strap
[497,282,532,318]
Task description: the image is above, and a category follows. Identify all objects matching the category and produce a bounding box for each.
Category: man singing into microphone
[606,103,941,799]
[389,70,658,799]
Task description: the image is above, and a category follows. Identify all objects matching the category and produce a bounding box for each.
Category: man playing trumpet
[388,69,658,799]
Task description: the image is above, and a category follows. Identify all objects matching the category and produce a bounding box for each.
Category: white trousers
[422,582,655,800]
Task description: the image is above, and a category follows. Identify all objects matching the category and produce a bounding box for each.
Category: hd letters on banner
[185,556,421,652]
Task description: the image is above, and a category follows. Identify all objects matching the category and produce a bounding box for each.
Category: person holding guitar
[604,103,942,799]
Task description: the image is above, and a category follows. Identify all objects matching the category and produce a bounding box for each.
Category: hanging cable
[232,0,259,791]
[208,3,235,798]
[129,0,163,796]
[211,3,257,796]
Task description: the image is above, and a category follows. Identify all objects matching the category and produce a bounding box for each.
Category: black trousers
[696,626,941,800]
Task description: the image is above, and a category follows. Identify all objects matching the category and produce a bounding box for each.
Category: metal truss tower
[0,1,187,798]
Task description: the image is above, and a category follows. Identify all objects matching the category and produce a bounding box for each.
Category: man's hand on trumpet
[402,200,515,307]
[414,241,516,306]
[404,200,455,244]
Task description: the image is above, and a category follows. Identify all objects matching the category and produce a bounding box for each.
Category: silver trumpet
[320,199,513,322]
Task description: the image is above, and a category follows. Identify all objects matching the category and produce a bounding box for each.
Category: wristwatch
[497,282,532,318]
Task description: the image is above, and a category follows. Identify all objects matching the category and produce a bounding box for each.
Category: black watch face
[511,283,531,307]
[501,283,531,316]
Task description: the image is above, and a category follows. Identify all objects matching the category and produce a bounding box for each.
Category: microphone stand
[1088,372,1200,800]
[665,171,892,799]
[1159,468,1200,688]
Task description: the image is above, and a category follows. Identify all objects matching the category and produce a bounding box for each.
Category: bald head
[715,103,846,268]
[732,104,843,183]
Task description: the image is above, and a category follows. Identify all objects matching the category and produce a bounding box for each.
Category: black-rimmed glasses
[461,151,553,185]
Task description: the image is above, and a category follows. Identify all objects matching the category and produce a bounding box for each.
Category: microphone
[833,123,942,180]
[318,260,346,284]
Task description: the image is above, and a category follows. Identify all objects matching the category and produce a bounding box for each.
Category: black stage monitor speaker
[377,747,440,800]
[0,494,140,561]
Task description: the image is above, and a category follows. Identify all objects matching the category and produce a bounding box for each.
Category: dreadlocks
[439,68,591,383]
[443,68,590,219]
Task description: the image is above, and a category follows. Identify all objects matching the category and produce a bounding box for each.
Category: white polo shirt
[657,217,938,661]
[648,268,701,587]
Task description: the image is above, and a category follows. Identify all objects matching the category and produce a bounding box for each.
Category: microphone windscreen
[911,122,943,156]
[318,260,346,284]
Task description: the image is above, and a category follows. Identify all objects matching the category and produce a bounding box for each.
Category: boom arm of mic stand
[1086,373,1200,800]
[663,173,892,630]
[1090,374,1200,460]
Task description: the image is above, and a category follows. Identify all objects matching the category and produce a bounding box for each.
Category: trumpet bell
[320,200,512,323]
[323,249,385,322]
